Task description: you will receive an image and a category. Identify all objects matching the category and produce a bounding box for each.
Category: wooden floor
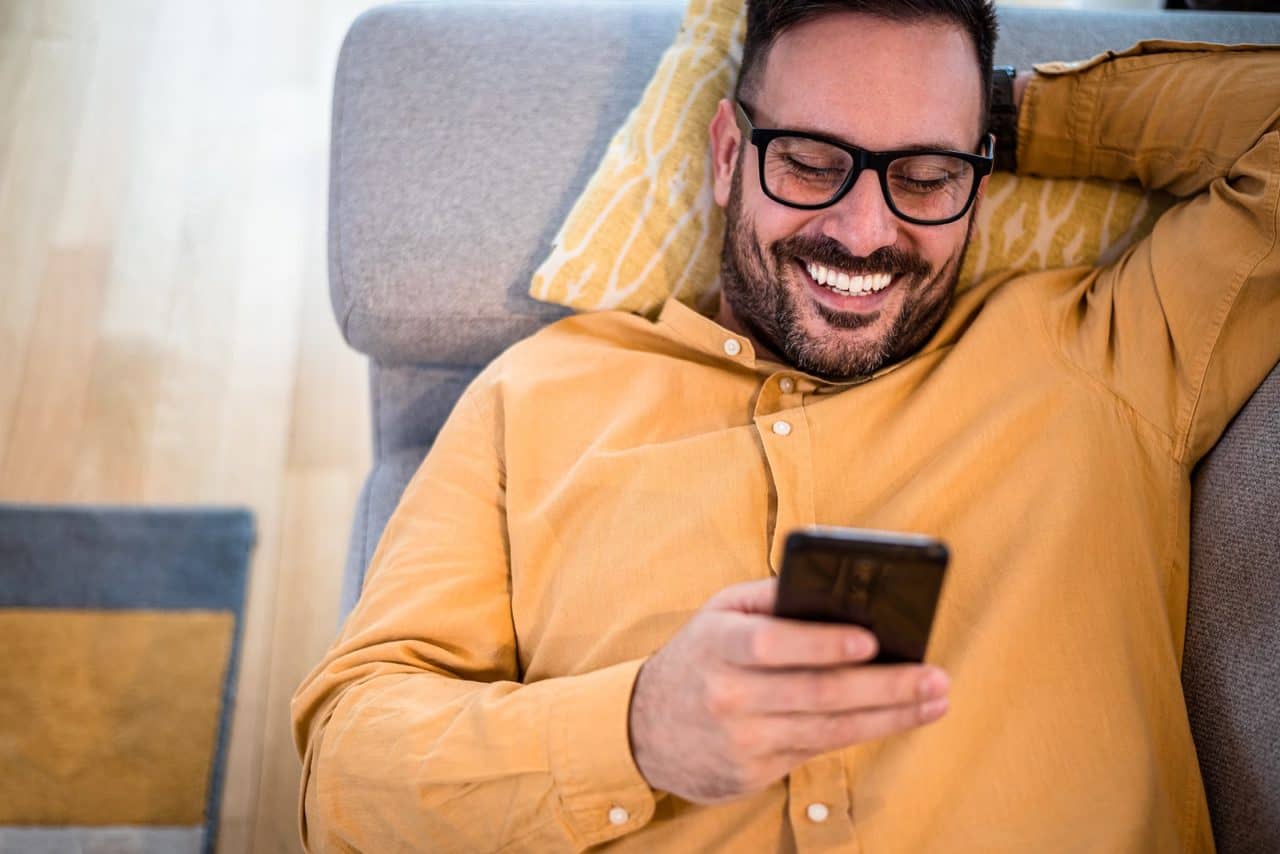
[0,2,376,851]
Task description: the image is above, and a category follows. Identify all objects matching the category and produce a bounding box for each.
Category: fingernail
[918,668,949,700]
[845,634,874,658]
[921,697,949,720]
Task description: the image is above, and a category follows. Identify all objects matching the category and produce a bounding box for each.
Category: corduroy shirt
[294,42,1280,852]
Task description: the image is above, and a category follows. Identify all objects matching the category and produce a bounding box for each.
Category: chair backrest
[329,4,1280,850]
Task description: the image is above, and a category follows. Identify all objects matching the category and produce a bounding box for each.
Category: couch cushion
[529,0,743,316]
[371,362,481,459]
[328,1,682,366]
[1186,359,1280,853]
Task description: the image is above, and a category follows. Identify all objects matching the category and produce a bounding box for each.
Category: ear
[709,98,742,209]
[970,172,991,220]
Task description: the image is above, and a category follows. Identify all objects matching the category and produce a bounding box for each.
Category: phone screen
[774,527,949,663]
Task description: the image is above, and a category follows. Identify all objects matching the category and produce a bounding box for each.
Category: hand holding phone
[628,576,951,805]
[774,526,950,663]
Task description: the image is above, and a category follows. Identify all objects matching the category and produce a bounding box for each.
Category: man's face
[711,13,986,379]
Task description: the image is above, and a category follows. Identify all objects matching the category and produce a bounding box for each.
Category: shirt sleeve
[290,370,656,852]
[1018,41,1280,464]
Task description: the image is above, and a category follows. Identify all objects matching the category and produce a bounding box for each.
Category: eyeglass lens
[764,136,976,222]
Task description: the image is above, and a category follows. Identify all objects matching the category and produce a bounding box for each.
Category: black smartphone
[774,526,950,664]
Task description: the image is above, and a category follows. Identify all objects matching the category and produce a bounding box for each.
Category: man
[293,1,1279,850]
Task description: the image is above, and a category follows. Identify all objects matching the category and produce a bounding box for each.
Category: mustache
[774,234,932,279]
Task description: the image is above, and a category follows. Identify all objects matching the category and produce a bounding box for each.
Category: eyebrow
[788,122,968,154]
[746,105,969,154]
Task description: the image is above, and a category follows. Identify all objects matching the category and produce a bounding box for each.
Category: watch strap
[989,65,1018,173]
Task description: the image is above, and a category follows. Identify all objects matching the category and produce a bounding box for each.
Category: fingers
[771,696,950,756]
[704,577,780,615]
[741,664,949,715]
[699,665,951,765]
[717,612,879,668]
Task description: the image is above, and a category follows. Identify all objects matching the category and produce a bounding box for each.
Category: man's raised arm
[1014,42,1280,463]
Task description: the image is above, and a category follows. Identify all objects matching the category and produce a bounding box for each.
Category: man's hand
[627,578,950,804]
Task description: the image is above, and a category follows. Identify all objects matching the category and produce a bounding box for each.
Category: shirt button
[779,377,796,394]
[608,806,629,826]
[772,420,792,437]
[806,802,830,823]
[723,338,742,357]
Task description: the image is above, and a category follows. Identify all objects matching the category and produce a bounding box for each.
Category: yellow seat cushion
[530,0,1175,317]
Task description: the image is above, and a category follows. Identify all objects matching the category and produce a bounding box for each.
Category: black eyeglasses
[734,101,994,226]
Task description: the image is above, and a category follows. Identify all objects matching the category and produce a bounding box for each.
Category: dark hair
[734,0,999,135]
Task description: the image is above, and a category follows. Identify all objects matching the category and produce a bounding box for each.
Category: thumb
[705,577,778,615]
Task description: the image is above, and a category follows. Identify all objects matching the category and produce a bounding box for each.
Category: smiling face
[710,12,987,379]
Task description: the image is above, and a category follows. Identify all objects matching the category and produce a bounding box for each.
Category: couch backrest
[329,4,1280,850]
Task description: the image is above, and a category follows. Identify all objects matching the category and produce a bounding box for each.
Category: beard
[718,163,975,381]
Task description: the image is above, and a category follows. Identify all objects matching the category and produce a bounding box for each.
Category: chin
[781,286,904,379]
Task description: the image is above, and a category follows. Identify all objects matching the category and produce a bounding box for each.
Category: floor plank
[0,29,94,481]
[252,468,359,854]
[0,248,109,500]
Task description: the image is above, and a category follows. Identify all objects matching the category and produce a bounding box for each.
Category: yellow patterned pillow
[962,173,1174,284]
[531,1,1176,316]
[530,0,742,315]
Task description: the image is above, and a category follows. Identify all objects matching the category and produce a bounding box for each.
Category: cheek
[753,208,822,257]
[916,225,968,270]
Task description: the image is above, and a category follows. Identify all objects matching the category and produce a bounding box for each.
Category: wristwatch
[989,66,1018,173]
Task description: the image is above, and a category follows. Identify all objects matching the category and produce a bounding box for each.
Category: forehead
[753,12,983,151]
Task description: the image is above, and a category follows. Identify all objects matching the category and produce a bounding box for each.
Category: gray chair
[328,3,1280,849]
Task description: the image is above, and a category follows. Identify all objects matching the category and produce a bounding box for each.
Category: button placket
[787,755,856,851]
[755,399,816,574]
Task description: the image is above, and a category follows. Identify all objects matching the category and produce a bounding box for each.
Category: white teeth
[804,261,893,296]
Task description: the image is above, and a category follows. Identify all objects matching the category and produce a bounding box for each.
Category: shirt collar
[655,296,919,390]
[656,296,759,360]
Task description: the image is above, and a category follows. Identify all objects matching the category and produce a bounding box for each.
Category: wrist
[989,65,1020,172]
[627,660,657,784]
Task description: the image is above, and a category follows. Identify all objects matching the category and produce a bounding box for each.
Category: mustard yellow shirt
[293,42,1280,852]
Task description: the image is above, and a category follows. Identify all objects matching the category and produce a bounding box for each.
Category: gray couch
[328,3,1279,850]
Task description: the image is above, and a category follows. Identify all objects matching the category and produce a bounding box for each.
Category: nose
[816,168,899,257]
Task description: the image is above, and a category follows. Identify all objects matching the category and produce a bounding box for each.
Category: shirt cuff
[1017,58,1095,180]
[548,657,656,847]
